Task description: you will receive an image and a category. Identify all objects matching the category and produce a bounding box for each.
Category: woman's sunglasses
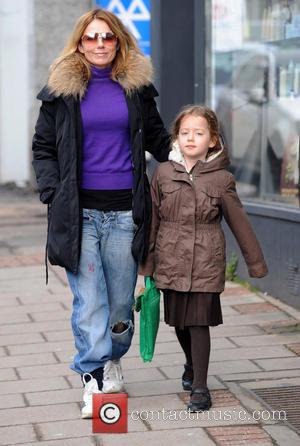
[81,32,117,46]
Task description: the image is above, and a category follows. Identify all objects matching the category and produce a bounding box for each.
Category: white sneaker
[102,359,124,393]
[81,373,102,419]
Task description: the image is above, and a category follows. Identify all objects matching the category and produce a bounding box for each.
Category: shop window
[210,0,300,207]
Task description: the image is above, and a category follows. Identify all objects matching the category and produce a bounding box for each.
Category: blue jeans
[66,208,138,375]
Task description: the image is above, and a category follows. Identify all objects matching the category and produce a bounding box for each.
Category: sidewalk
[0,185,300,446]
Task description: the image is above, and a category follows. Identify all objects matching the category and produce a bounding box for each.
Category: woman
[32,8,170,418]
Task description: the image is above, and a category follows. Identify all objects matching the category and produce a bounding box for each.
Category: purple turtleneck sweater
[80,65,133,191]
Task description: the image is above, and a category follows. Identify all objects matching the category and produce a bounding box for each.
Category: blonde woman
[32,8,170,418]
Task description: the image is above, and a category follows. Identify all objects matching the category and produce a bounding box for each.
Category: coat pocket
[198,187,222,221]
[161,183,182,194]
[47,185,71,267]
[160,183,182,221]
[210,229,226,262]
[204,187,222,204]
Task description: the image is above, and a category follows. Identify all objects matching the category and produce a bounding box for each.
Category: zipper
[187,175,196,289]
[76,99,83,274]
[130,128,143,221]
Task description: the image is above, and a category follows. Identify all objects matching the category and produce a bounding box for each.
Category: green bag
[135,276,161,362]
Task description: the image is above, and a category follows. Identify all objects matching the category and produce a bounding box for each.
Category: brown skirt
[163,289,223,329]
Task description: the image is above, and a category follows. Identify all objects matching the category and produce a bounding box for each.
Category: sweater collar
[90,65,112,80]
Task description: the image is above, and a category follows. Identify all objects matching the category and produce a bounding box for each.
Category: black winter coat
[32,52,170,274]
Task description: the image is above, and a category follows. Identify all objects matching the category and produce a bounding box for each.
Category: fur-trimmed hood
[47,50,153,99]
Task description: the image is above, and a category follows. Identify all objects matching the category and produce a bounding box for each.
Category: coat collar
[168,140,230,175]
[46,50,153,99]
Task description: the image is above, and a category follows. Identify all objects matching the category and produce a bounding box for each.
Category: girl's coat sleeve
[138,168,161,276]
[221,175,268,278]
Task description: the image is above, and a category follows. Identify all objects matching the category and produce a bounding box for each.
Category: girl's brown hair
[50,8,142,83]
[171,105,223,157]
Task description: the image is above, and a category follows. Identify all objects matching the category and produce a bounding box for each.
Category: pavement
[1,185,300,446]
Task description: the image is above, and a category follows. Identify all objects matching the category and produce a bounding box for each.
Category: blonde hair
[50,8,142,82]
[171,105,223,157]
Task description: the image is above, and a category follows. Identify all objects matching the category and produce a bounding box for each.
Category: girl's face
[177,115,216,163]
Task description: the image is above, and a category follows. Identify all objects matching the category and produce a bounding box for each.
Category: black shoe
[182,363,193,391]
[187,387,212,412]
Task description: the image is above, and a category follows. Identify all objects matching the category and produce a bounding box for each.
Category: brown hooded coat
[139,147,268,292]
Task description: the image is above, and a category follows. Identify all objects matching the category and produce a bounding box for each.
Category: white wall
[0,0,33,186]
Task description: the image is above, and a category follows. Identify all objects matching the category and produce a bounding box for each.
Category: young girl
[139,105,268,412]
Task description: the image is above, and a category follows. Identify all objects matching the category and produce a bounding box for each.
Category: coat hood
[168,140,230,173]
[47,50,153,99]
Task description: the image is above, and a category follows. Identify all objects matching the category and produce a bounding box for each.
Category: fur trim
[168,140,186,166]
[48,53,89,99]
[168,140,224,170]
[117,51,153,94]
[47,50,153,99]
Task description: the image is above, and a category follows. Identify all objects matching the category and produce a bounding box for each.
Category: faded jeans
[66,208,138,375]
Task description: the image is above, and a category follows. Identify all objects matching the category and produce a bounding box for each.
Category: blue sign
[95,0,151,55]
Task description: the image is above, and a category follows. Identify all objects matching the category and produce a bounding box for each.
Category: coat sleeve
[221,174,268,278]
[140,84,171,162]
[138,167,161,275]
[32,100,60,204]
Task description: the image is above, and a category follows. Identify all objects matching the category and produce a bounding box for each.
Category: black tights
[175,326,210,389]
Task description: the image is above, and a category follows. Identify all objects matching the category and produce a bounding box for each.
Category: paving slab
[30,310,71,322]
[125,378,182,397]
[210,345,295,361]
[264,425,300,446]
[0,347,6,357]
[0,320,70,335]
[8,340,74,356]
[0,404,80,427]
[0,377,69,395]
[220,295,265,306]
[1,353,58,369]
[17,364,71,380]
[255,357,300,371]
[0,425,36,445]
[0,333,45,347]
[223,312,295,326]
[0,368,18,382]
[210,325,264,337]
[241,377,300,389]
[42,330,75,341]
[18,439,96,446]
[0,297,19,307]
[100,428,215,446]
[36,417,147,441]
[0,394,26,410]
[220,368,300,382]
[231,333,300,347]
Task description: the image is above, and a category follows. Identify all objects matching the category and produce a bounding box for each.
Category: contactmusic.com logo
[92,394,128,433]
